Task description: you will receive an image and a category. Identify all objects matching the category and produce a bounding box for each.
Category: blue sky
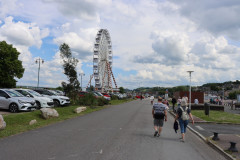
[1,0,240,89]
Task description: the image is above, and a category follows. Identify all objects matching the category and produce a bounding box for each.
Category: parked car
[101,93,111,100]
[33,89,70,107]
[14,89,54,109]
[0,89,36,113]
[78,91,88,98]
[136,95,144,99]
[94,92,110,100]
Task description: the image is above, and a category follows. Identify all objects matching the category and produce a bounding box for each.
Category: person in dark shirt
[172,97,177,112]
[152,97,167,137]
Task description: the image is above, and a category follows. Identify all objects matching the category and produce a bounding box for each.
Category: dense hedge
[77,93,109,107]
[191,104,224,111]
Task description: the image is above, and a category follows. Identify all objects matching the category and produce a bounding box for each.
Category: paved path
[0,99,227,160]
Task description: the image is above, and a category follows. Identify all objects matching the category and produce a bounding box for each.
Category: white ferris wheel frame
[93,29,115,92]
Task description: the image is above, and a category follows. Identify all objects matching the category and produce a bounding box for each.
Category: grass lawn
[0,99,133,138]
[191,110,240,124]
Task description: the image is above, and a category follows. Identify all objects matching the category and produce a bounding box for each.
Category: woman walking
[174,98,194,142]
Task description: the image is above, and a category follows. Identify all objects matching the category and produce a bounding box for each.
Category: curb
[168,111,236,160]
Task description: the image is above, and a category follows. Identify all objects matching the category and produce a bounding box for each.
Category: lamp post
[35,58,44,88]
[79,73,85,91]
[187,71,194,109]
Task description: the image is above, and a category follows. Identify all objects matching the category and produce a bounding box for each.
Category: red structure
[174,91,204,104]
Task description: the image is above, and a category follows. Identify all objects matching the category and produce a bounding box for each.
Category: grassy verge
[191,110,240,124]
[0,99,133,138]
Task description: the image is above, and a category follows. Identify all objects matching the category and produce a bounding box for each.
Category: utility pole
[35,58,44,88]
[79,73,85,91]
[187,71,194,109]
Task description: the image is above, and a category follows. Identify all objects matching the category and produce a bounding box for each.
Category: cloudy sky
[1,0,240,89]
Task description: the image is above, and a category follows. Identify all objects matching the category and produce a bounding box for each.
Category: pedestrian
[174,98,194,142]
[177,97,181,109]
[172,97,177,112]
[152,97,167,137]
[194,98,199,104]
[150,95,154,105]
[163,99,169,110]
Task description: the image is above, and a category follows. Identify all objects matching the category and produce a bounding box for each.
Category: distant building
[174,91,204,104]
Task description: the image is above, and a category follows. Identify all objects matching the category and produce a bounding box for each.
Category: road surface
[0,99,227,160]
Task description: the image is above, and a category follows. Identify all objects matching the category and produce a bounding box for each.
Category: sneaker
[154,131,158,137]
[157,133,160,137]
[180,139,185,142]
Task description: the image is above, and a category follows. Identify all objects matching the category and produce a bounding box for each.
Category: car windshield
[6,90,23,97]
[95,92,103,96]
[48,90,58,95]
[28,90,43,96]
[36,90,54,96]
[16,90,30,96]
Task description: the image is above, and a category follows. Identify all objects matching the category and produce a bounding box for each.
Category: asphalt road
[189,123,240,137]
[0,99,227,160]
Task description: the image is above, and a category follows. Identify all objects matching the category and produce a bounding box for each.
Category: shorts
[154,118,164,127]
[179,119,189,133]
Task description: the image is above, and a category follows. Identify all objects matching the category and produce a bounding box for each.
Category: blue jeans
[179,119,189,133]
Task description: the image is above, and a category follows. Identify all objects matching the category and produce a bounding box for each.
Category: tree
[0,41,25,88]
[119,87,124,93]
[60,43,80,103]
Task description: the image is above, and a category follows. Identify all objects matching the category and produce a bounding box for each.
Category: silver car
[14,89,54,109]
[0,89,36,113]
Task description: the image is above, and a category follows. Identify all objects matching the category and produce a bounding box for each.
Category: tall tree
[0,41,25,88]
[119,87,124,93]
[60,43,80,102]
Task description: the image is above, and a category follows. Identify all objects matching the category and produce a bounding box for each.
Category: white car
[0,89,36,113]
[14,89,54,109]
[33,89,70,107]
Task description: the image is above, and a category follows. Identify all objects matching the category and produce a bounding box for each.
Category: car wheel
[36,101,41,109]
[9,103,19,113]
[53,100,60,107]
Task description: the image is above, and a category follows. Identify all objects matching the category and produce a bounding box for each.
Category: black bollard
[228,142,238,152]
[212,132,219,141]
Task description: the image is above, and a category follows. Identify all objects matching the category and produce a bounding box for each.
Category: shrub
[78,93,98,106]
[97,97,109,106]
[111,95,119,100]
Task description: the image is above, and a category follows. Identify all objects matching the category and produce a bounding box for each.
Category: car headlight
[18,100,28,104]
[60,98,67,100]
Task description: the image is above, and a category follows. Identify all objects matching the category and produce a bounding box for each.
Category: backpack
[153,103,165,119]
[180,107,189,120]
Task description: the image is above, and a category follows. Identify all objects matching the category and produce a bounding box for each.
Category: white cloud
[2,0,240,89]
[170,0,240,40]
[0,17,49,48]
[0,0,19,18]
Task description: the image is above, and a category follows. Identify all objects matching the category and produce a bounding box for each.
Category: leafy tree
[0,41,25,88]
[60,43,80,103]
[228,90,240,99]
[119,87,124,93]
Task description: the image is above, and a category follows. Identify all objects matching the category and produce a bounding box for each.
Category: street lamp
[35,58,44,88]
[187,71,194,109]
[79,73,85,91]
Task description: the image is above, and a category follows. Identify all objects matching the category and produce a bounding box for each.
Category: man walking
[152,97,167,137]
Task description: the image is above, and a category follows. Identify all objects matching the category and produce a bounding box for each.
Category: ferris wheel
[92,29,117,92]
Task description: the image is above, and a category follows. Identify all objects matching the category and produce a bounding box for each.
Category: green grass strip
[191,110,240,124]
